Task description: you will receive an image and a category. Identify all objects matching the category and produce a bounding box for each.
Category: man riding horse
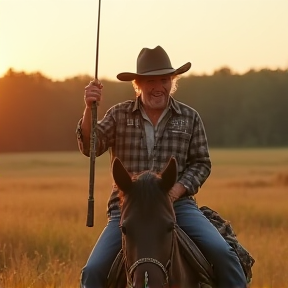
[76,45,248,288]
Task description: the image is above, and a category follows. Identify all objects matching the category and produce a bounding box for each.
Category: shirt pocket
[115,120,144,160]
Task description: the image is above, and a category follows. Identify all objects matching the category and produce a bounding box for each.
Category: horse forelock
[118,170,168,211]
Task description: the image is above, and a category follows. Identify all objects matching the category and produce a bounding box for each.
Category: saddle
[106,225,215,288]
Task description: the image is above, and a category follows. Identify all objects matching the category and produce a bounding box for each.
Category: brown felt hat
[117,46,191,81]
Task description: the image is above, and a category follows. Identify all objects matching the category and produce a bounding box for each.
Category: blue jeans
[80,198,247,288]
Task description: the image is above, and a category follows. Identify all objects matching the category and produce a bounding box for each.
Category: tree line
[0,67,287,153]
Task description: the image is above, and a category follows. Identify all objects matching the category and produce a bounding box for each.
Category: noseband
[126,234,175,287]
[128,257,169,285]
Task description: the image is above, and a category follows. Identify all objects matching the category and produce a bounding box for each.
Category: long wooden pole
[86,0,101,227]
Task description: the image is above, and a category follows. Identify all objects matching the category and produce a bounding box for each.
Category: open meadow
[1,149,288,288]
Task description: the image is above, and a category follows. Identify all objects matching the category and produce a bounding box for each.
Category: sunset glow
[1,0,288,81]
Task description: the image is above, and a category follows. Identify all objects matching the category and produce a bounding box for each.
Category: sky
[1,0,288,81]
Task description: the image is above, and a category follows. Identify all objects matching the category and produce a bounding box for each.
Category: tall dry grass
[1,149,288,288]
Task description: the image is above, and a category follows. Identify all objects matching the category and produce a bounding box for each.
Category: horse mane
[118,170,167,209]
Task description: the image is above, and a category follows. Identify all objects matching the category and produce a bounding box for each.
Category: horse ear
[112,157,132,193]
[161,157,178,191]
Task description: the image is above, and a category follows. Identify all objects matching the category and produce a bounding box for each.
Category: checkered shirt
[76,96,211,217]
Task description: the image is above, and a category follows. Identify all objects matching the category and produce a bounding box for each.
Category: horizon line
[1,65,288,82]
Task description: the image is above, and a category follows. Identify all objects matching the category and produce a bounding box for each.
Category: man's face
[138,75,172,111]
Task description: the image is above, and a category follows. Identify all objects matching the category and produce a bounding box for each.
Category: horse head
[112,157,178,288]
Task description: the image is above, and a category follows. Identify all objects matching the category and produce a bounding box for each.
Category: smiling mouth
[152,93,164,97]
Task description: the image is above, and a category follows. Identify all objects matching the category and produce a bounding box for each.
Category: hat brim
[117,62,191,81]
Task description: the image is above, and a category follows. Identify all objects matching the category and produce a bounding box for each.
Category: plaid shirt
[76,96,211,217]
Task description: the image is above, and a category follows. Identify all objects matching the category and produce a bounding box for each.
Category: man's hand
[84,79,103,108]
[168,182,187,203]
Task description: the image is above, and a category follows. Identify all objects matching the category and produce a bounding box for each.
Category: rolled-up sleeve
[75,107,116,157]
[178,113,211,195]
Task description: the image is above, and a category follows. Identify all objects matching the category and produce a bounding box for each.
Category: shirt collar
[132,96,141,112]
[169,97,182,114]
[132,96,182,115]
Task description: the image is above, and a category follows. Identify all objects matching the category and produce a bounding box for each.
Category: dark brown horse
[107,157,215,288]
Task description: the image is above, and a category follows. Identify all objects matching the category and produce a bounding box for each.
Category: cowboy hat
[117,46,191,81]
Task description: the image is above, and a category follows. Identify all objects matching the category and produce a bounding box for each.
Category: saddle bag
[200,205,255,283]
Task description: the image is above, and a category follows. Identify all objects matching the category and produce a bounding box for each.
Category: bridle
[128,257,170,286]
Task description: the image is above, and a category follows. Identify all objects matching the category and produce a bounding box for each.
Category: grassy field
[1,149,288,288]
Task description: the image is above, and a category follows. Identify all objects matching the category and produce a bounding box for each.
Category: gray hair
[132,75,180,97]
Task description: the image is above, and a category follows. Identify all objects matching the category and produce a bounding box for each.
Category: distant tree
[0,67,287,152]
